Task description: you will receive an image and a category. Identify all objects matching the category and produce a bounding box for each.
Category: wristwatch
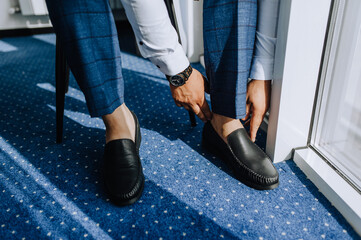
[166,65,193,87]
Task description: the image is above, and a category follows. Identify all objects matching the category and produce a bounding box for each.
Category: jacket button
[139,41,144,45]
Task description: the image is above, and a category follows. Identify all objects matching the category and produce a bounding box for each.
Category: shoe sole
[202,136,279,191]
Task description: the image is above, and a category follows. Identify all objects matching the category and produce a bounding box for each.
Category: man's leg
[202,0,279,190]
[45,0,134,142]
[45,0,143,204]
[203,0,257,142]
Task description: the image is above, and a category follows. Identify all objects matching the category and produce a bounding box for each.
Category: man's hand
[242,80,272,142]
[169,69,212,122]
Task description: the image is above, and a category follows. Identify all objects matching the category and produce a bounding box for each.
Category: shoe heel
[202,135,223,158]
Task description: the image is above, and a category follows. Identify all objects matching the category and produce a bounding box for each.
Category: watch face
[169,75,185,86]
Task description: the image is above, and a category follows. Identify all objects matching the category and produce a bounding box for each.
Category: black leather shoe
[202,121,279,190]
[103,111,144,205]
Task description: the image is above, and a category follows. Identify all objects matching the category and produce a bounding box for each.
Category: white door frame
[266,0,361,235]
[266,0,332,163]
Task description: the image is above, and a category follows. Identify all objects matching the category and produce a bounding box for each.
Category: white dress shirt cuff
[249,31,277,80]
[249,57,274,80]
[148,43,190,76]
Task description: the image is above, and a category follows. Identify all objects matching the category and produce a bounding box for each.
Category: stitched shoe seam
[203,122,278,185]
[109,163,143,200]
[227,145,278,184]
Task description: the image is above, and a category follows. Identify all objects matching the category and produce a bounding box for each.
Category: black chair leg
[55,36,69,143]
[65,65,70,93]
[188,110,197,127]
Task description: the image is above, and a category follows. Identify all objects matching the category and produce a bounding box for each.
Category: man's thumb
[249,114,262,142]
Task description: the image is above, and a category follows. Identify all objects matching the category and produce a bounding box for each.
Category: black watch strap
[166,65,193,87]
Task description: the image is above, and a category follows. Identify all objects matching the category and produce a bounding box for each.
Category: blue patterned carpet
[0,31,360,240]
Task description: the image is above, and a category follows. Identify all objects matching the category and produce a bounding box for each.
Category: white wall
[0,0,51,31]
[174,0,204,63]
[266,0,332,162]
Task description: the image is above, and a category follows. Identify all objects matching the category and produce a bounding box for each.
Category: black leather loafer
[103,111,144,206]
[202,121,279,190]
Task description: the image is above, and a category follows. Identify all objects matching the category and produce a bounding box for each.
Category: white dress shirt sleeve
[121,0,190,76]
[249,0,280,80]
[122,0,279,79]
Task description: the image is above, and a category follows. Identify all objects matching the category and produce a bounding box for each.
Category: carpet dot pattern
[0,33,360,240]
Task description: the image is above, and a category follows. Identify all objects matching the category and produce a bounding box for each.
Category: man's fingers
[181,104,191,111]
[241,103,251,121]
[172,98,182,107]
[191,104,207,123]
[243,118,251,127]
[200,99,212,121]
[249,111,264,142]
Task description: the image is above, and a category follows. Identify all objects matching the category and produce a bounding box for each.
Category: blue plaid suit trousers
[46,0,257,119]
[204,0,257,119]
